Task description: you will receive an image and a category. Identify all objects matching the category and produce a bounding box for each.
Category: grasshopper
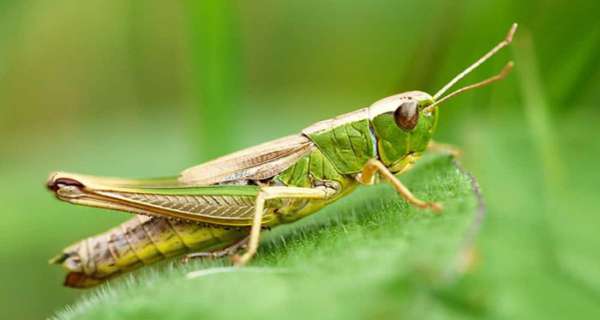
[48,24,517,288]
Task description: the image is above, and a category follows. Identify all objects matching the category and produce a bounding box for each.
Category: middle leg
[232,186,336,266]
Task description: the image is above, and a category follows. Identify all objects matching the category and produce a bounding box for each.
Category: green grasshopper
[48,24,517,288]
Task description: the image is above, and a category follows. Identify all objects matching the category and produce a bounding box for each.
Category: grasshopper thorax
[368,91,437,172]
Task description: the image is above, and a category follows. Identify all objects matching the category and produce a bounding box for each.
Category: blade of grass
[514,29,600,301]
[548,25,600,107]
[183,1,242,160]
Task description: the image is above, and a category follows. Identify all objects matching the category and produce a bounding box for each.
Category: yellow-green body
[49,22,516,288]
[51,92,439,288]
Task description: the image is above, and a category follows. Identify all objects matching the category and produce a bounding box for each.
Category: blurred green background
[1,0,599,319]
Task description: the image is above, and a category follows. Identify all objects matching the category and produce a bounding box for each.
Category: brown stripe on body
[123,216,163,265]
[141,217,186,258]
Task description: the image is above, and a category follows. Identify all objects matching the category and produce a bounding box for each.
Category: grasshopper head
[368,91,437,171]
[368,23,518,172]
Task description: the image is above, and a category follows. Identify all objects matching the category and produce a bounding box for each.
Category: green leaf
[52,155,487,320]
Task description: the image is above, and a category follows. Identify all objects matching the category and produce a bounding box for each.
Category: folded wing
[179,134,315,185]
[47,173,269,226]
[47,134,315,226]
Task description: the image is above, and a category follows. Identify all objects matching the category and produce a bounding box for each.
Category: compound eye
[394,100,419,131]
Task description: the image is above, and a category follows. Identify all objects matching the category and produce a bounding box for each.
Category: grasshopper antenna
[433,23,517,100]
[424,61,513,113]
[425,23,517,113]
